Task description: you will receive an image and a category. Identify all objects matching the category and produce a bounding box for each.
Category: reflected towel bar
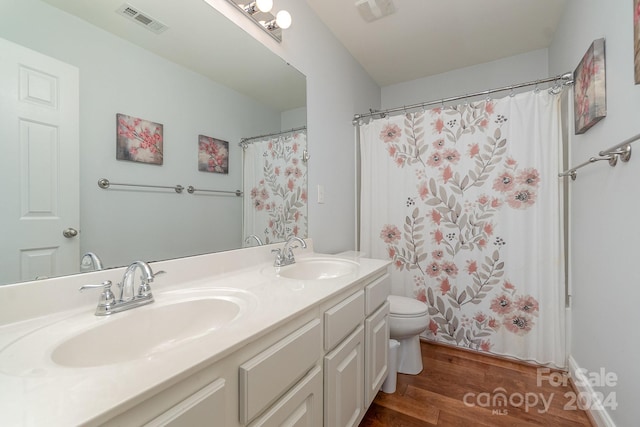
[187,186,243,197]
[98,178,184,193]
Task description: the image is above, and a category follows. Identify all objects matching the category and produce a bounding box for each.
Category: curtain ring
[509,86,515,97]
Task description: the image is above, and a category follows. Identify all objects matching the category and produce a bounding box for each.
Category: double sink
[0,257,359,374]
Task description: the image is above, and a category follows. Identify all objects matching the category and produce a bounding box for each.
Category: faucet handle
[271,249,284,267]
[138,270,165,297]
[79,280,116,310]
[285,246,298,259]
[152,270,166,279]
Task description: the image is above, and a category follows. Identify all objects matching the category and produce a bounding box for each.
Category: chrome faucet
[81,252,103,271]
[244,234,264,246]
[119,260,156,301]
[80,260,164,316]
[273,236,307,267]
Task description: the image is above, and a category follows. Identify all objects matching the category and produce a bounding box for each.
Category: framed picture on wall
[573,38,607,135]
[635,0,640,83]
[198,135,229,174]
[116,113,164,165]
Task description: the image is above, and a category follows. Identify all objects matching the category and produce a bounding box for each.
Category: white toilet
[388,295,430,375]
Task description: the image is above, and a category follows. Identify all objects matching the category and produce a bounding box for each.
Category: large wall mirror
[0,0,307,286]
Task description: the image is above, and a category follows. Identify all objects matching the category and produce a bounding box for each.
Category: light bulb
[275,10,292,29]
[256,0,273,13]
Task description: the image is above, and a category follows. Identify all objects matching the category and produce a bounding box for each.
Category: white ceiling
[41,0,306,112]
[305,0,567,87]
[40,0,567,107]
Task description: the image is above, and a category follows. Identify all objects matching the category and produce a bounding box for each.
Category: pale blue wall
[549,1,640,425]
[0,0,281,267]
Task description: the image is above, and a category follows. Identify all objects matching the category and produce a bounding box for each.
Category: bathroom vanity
[0,242,390,426]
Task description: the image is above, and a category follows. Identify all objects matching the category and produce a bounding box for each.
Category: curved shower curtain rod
[239,126,307,147]
[352,72,573,123]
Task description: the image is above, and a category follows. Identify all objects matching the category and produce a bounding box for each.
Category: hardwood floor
[360,341,593,426]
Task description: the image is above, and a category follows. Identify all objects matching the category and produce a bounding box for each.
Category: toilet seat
[388,295,428,317]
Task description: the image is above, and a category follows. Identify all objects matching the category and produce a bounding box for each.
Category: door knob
[63,228,78,238]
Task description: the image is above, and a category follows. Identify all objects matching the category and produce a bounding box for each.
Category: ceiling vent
[355,0,396,23]
[116,3,168,34]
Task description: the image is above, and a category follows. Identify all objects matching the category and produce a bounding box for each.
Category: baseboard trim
[567,356,616,427]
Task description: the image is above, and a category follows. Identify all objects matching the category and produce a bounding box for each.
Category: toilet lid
[387,295,428,317]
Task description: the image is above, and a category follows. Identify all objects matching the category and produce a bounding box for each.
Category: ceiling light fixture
[255,0,273,13]
[241,0,272,14]
[264,10,292,30]
[224,0,291,42]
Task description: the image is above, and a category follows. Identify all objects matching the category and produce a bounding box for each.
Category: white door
[0,37,79,284]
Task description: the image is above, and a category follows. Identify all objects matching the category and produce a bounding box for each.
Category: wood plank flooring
[360,341,593,426]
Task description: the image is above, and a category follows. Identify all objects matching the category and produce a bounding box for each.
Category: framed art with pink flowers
[198,135,229,174]
[573,38,606,135]
[116,113,164,165]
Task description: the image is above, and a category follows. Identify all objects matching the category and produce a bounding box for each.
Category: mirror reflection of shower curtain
[243,131,308,245]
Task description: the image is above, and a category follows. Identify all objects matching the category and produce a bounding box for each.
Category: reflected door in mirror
[0,38,80,284]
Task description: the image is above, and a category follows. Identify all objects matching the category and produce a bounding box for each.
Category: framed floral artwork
[573,38,606,135]
[635,0,640,83]
[116,114,163,164]
[198,135,229,174]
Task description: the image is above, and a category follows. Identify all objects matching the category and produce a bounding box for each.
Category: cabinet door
[324,325,364,427]
[365,301,390,407]
[239,319,321,424]
[249,366,322,427]
[144,378,226,427]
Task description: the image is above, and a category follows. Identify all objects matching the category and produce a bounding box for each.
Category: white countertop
[0,245,389,426]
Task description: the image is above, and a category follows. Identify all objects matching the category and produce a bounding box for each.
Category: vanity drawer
[324,290,364,351]
[248,365,322,427]
[144,378,226,427]
[239,319,321,425]
[365,273,390,316]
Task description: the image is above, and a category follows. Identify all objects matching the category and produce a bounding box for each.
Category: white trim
[568,356,617,427]
[564,307,571,364]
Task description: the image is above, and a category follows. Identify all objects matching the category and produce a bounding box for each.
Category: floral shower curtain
[243,131,308,245]
[359,91,566,367]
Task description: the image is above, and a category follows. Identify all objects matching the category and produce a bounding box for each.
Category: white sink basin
[52,298,240,368]
[0,288,257,374]
[274,258,359,280]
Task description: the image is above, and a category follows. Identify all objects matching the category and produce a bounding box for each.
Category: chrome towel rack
[98,178,243,196]
[558,133,637,181]
[98,178,184,193]
[187,186,243,197]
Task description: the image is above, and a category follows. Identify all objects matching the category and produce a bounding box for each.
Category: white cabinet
[239,319,322,425]
[102,267,390,427]
[365,301,390,407]
[324,325,365,427]
[248,366,322,427]
[322,271,391,427]
[144,378,226,427]
[324,290,364,351]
